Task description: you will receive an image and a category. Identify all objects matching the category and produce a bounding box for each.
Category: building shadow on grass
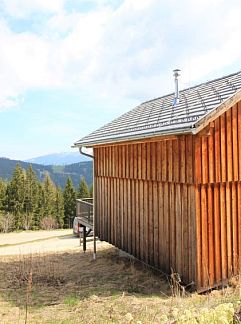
[0,246,171,309]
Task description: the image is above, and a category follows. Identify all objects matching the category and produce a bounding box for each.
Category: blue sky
[0,0,241,159]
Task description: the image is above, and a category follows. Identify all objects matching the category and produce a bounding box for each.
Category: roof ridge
[142,69,241,105]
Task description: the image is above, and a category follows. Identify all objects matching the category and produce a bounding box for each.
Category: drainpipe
[79,147,96,260]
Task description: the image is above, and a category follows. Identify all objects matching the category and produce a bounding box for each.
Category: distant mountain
[0,157,93,188]
[25,151,90,165]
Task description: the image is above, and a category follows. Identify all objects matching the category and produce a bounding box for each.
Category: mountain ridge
[25,151,90,165]
[0,157,92,188]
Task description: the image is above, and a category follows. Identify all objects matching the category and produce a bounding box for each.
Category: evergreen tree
[0,178,7,211]
[23,165,39,229]
[55,187,64,228]
[63,177,76,228]
[42,173,56,219]
[77,177,89,199]
[5,164,25,229]
[89,183,93,198]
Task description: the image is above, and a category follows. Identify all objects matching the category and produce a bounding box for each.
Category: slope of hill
[25,151,90,165]
[0,157,92,188]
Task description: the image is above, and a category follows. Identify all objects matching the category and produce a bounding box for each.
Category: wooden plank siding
[94,134,196,286]
[194,102,241,290]
[93,101,241,291]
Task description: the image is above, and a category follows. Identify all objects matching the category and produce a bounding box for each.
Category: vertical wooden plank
[129,145,133,179]
[123,179,128,252]
[186,135,193,183]
[148,181,154,265]
[238,102,241,180]
[195,185,202,289]
[180,137,186,183]
[158,182,163,269]
[104,177,108,241]
[153,181,159,267]
[173,139,179,182]
[169,183,176,271]
[207,185,214,287]
[141,143,147,180]
[113,177,117,245]
[143,181,149,263]
[151,142,157,180]
[226,182,232,277]
[214,184,221,285]
[138,180,143,261]
[163,182,169,272]
[161,141,167,181]
[127,179,132,254]
[137,144,142,179]
[231,182,238,275]
[146,143,151,180]
[238,182,241,270]
[208,128,215,183]
[195,137,202,184]
[103,147,106,177]
[201,185,208,288]
[120,179,124,250]
[134,180,138,259]
[232,105,239,181]
[130,180,136,256]
[175,184,182,274]
[220,114,227,182]
[118,146,122,179]
[122,145,126,179]
[214,118,221,183]
[201,137,208,184]
[106,178,112,242]
[116,178,120,246]
[220,183,227,280]
[126,145,129,179]
[188,185,196,284]
[167,141,173,182]
[133,144,138,179]
[182,184,189,283]
[226,109,233,182]
[156,142,162,181]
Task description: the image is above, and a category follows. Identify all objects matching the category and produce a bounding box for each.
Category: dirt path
[0,230,107,256]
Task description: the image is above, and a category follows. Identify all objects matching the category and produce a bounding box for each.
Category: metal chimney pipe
[173,69,181,106]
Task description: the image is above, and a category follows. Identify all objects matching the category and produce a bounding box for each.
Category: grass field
[0,241,240,323]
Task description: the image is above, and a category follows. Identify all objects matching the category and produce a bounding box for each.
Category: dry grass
[0,246,240,323]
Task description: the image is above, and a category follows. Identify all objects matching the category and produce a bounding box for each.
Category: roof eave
[193,89,241,134]
[73,126,194,148]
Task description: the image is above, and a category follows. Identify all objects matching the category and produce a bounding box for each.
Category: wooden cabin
[74,71,241,291]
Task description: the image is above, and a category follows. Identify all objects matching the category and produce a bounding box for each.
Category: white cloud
[2,0,64,18]
[1,0,241,109]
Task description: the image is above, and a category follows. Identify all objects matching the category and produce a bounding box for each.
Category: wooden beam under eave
[90,134,185,148]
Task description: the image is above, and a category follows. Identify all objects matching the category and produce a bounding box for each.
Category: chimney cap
[173,69,181,77]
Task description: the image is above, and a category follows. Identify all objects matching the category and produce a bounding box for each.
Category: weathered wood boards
[194,102,241,290]
[94,101,241,291]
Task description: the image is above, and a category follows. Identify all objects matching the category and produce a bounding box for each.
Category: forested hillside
[0,164,92,232]
[0,158,92,188]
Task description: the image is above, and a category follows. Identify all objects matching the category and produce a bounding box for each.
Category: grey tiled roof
[74,70,241,147]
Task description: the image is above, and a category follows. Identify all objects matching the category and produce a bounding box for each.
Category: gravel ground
[0,230,105,256]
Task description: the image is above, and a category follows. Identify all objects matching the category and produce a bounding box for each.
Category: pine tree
[42,172,56,219]
[23,165,39,230]
[89,183,93,198]
[55,187,64,228]
[63,177,76,228]
[5,164,26,229]
[0,178,7,211]
[77,177,89,199]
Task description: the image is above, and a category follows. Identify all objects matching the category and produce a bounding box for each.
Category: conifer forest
[0,164,92,232]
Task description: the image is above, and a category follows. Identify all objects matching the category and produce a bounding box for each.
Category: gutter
[79,146,96,260]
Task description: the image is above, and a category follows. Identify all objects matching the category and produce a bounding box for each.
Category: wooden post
[83,226,86,252]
